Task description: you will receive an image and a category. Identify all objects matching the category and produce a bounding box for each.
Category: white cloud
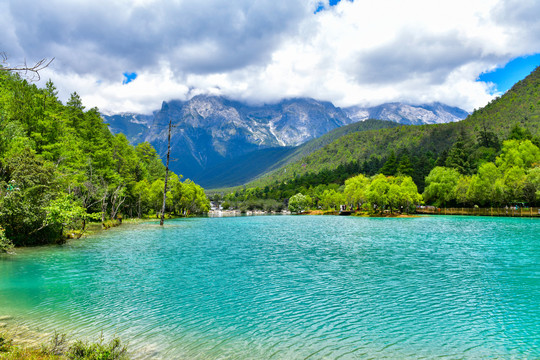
[3,0,539,113]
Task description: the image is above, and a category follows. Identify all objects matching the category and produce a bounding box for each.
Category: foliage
[423,139,540,207]
[343,174,370,208]
[248,66,540,194]
[0,70,209,246]
[423,167,461,207]
[288,193,311,213]
[66,336,128,360]
[0,225,14,253]
[0,331,128,360]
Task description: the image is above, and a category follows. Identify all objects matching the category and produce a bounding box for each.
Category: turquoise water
[0,215,539,359]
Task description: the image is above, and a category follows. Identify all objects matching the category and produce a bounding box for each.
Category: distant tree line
[216,124,539,213]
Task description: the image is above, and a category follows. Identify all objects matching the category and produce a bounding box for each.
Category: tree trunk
[160,118,172,226]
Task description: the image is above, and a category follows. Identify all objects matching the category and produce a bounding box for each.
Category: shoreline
[0,315,147,359]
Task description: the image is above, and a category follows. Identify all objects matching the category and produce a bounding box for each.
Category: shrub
[0,226,14,253]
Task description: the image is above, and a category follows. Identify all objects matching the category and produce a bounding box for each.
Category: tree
[445,138,471,174]
[496,139,540,171]
[343,174,370,209]
[502,166,526,204]
[0,225,14,253]
[160,118,172,226]
[366,174,390,211]
[454,175,472,206]
[507,124,532,141]
[467,162,501,206]
[396,153,414,177]
[380,151,397,176]
[423,167,460,207]
[0,147,59,245]
[319,189,344,210]
[397,176,423,213]
[523,167,540,204]
[288,193,311,213]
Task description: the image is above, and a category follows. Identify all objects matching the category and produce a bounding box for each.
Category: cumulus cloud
[1,0,539,113]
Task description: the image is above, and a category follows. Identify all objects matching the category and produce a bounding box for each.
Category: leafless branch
[1,52,54,81]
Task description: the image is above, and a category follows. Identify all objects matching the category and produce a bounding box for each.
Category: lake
[1,215,539,359]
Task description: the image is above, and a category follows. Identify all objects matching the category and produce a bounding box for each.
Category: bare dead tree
[110,185,126,220]
[1,52,54,81]
[160,117,172,226]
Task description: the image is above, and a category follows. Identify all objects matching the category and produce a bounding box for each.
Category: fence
[416,207,540,218]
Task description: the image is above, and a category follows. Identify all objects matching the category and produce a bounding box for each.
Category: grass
[0,331,129,360]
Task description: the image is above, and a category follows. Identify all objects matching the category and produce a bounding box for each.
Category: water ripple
[1,216,539,359]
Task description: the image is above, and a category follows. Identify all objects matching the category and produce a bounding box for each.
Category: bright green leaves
[344,174,369,208]
[0,68,211,246]
[423,167,460,207]
[288,193,312,213]
[496,139,540,171]
[424,139,540,207]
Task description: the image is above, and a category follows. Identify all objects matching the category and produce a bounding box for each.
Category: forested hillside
[0,70,209,249]
[250,66,540,190]
[217,67,540,211]
[207,119,402,189]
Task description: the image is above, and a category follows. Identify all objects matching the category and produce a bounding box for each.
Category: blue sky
[315,0,347,13]
[478,54,540,94]
[122,72,137,85]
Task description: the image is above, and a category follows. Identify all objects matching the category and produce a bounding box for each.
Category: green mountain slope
[205,119,401,189]
[249,66,540,189]
[267,119,402,172]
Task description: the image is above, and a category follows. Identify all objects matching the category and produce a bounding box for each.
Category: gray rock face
[344,102,469,125]
[102,96,468,188]
[137,96,351,182]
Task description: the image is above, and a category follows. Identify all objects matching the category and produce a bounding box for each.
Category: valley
[103,97,468,188]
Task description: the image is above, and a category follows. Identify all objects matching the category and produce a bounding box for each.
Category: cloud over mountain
[1,0,539,113]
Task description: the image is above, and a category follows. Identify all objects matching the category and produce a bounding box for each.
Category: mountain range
[249,66,540,191]
[102,96,468,188]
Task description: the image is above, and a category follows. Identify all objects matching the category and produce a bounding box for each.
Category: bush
[0,226,14,253]
[67,336,128,360]
[39,332,129,360]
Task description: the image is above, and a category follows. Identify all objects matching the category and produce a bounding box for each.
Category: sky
[1,0,539,114]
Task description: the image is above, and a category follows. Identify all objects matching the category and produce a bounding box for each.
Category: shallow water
[1,215,539,359]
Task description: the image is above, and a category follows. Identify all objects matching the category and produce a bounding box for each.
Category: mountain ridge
[247,66,540,190]
[102,96,468,188]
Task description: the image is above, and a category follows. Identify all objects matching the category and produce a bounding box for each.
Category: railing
[416,207,540,218]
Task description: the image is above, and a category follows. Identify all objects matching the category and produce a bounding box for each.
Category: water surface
[1,215,539,358]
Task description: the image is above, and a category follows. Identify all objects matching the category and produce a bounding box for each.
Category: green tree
[396,153,414,177]
[467,162,501,206]
[319,189,344,210]
[454,175,472,206]
[380,151,397,176]
[507,124,532,141]
[496,139,540,171]
[523,167,540,204]
[397,176,423,213]
[423,167,460,207]
[366,174,390,212]
[343,174,370,209]
[288,193,311,213]
[502,166,526,203]
[445,138,471,174]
